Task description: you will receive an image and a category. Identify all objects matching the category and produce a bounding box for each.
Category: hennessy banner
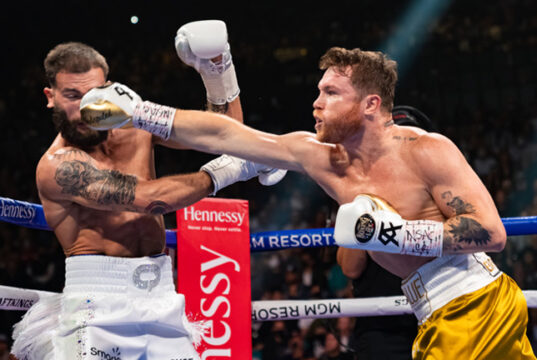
[176,198,251,359]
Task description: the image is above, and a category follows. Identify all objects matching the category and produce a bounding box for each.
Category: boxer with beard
[10,40,284,360]
[51,105,108,149]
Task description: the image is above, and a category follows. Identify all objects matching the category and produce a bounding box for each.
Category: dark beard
[52,107,108,149]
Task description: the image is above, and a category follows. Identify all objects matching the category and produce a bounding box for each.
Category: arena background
[1,0,537,358]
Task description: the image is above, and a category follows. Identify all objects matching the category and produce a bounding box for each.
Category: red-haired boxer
[81,29,535,358]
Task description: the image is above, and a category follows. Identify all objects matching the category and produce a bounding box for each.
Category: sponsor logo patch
[90,346,121,360]
[354,214,375,243]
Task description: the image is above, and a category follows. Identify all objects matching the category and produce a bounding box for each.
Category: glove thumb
[258,168,287,186]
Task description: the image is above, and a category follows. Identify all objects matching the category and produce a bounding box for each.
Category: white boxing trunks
[401,252,502,324]
[12,254,202,360]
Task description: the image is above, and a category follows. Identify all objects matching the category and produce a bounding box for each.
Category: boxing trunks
[402,252,535,359]
[12,254,201,360]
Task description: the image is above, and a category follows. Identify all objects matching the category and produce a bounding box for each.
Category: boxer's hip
[401,252,502,324]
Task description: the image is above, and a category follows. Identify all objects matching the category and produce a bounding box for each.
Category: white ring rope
[2,285,536,322]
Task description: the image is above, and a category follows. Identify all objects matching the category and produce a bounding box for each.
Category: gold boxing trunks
[403,252,536,360]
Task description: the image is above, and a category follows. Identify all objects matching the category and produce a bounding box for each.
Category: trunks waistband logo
[474,254,501,277]
[132,264,161,292]
[90,346,121,360]
[401,272,429,307]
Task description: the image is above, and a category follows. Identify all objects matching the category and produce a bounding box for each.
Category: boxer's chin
[53,107,108,148]
[316,107,363,143]
[317,119,360,144]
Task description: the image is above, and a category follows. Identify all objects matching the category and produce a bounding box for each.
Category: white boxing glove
[80,82,176,140]
[175,20,240,105]
[334,194,443,257]
[201,155,287,195]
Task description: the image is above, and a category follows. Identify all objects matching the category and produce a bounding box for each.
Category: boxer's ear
[44,87,54,108]
[363,94,381,115]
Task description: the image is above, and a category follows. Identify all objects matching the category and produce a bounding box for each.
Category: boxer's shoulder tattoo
[441,191,476,215]
[443,216,491,252]
[54,160,136,205]
[207,102,229,114]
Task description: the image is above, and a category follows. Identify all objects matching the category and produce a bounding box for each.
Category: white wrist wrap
[334,195,443,257]
[401,220,443,257]
[132,101,176,140]
[201,63,240,105]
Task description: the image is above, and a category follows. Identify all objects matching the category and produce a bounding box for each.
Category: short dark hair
[44,42,109,87]
[319,47,398,112]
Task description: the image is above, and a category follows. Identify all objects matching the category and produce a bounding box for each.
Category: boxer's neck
[342,114,394,162]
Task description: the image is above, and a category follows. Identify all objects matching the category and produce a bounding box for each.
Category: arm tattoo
[392,135,417,141]
[207,102,229,114]
[441,191,476,215]
[145,200,173,215]
[440,191,489,252]
[55,160,137,206]
[443,216,491,252]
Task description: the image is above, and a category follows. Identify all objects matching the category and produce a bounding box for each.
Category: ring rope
[1,196,537,251]
[2,284,537,321]
[1,195,537,320]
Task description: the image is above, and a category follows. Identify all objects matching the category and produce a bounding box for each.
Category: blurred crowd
[1,0,537,358]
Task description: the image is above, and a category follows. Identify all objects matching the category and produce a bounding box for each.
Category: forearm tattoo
[441,191,490,252]
[443,217,491,252]
[207,102,229,114]
[55,160,136,206]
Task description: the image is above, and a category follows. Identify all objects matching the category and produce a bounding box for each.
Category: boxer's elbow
[341,265,364,279]
[337,248,367,279]
[136,173,212,215]
[488,222,507,252]
[134,181,175,215]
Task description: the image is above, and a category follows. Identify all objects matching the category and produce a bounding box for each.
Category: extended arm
[169,108,307,171]
[80,82,316,172]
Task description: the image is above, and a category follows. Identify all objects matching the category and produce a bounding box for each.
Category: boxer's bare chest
[317,149,435,217]
[312,143,443,278]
